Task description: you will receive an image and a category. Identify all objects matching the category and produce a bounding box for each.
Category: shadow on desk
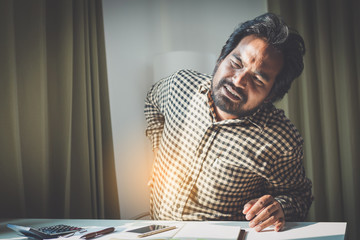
[289,236,344,240]
[282,222,317,231]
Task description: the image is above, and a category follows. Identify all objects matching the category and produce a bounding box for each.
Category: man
[144,13,313,232]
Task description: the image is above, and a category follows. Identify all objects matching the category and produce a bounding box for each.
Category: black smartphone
[127,225,176,238]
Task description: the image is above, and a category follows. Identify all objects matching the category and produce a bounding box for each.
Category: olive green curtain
[0,0,120,219]
[269,0,359,239]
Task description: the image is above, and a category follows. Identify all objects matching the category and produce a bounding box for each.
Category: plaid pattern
[145,69,313,221]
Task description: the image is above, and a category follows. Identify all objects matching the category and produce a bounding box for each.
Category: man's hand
[242,195,285,232]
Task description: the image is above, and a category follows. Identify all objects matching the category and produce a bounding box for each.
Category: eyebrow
[232,54,242,63]
[231,54,270,82]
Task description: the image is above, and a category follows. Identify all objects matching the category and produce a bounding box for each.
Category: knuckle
[269,215,276,221]
[259,195,273,205]
[272,202,280,211]
[265,208,272,215]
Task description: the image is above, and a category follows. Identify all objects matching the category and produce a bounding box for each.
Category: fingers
[243,195,285,232]
[242,199,258,214]
[274,219,285,232]
[250,209,284,231]
[244,195,273,220]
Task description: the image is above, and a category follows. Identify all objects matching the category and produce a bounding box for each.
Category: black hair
[216,13,305,102]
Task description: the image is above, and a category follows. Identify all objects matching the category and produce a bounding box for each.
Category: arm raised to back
[144,73,174,150]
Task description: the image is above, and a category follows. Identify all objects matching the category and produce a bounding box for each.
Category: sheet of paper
[172,221,241,240]
[244,222,347,240]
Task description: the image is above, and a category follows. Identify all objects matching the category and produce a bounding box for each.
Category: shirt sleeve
[267,145,313,221]
[144,72,175,150]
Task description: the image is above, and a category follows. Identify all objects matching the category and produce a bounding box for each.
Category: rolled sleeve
[268,146,313,221]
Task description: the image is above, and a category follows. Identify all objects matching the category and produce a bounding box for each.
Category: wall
[102,0,267,219]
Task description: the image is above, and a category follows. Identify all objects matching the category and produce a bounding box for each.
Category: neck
[214,107,238,121]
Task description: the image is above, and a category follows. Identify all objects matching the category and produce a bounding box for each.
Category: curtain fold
[268,0,359,239]
[0,0,120,219]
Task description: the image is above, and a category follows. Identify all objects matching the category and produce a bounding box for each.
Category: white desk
[0,219,347,240]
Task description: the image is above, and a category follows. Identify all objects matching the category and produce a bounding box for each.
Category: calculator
[7,223,85,239]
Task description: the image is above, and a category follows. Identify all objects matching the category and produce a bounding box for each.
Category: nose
[232,70,248,89]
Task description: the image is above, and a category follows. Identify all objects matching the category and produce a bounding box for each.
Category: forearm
[269,146,313,221]
[274,182,313,221]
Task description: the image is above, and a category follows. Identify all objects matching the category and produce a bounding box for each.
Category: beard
[210,78,261,118]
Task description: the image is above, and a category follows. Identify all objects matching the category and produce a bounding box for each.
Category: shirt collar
[198,79,211,94]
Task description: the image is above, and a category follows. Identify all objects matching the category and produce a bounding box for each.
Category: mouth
[223,84,242,101]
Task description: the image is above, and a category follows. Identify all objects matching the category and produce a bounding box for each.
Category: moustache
[218,78,247,101]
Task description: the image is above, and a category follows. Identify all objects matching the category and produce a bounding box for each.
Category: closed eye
[230,54,244,69]
[230,60,242,69]
[252,75,264,86]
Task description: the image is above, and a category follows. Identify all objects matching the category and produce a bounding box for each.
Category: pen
[80,227,115,239]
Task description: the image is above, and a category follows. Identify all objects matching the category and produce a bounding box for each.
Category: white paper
[172,222,241,240]
[244,222,347,240]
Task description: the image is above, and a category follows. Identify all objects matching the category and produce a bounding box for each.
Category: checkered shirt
[144,69,313,221]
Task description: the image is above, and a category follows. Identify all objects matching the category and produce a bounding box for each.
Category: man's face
[211,35,284,120]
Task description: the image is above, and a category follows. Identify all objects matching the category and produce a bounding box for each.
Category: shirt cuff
[274,195,295,221]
